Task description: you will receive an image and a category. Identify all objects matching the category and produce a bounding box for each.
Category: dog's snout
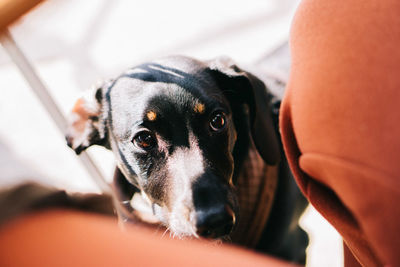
[192,171,237,238]
[196,205,235,238]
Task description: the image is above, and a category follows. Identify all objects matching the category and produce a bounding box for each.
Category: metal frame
[0,29,111,195]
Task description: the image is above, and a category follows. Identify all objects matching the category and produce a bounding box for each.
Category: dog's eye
[210,111,226,132]
[133,131,157,150]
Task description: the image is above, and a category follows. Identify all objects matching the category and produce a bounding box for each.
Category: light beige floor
[0,0,342,265]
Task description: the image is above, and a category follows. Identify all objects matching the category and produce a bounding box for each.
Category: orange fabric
[344,242,362,267]
[280,0,400,266]
[0,209,298,267]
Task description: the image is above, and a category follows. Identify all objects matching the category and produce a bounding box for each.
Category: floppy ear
[207,56,281,165]
[66,83,109,154]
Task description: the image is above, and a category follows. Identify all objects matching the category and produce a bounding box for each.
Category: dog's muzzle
[195,204,235,238]
[191,171,236,238]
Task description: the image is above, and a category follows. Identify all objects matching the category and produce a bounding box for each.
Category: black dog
[66,56,308,263]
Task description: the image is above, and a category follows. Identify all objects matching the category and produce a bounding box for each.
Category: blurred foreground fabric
[281,0,400,266]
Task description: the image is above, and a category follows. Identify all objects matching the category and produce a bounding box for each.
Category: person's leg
[0,209,298,267]
[280,0,400,266]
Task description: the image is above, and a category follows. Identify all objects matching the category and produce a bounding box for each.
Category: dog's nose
[195,205,235,238]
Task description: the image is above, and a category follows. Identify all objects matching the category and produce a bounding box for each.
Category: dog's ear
[207,56,280,165]
[66,83,109,154]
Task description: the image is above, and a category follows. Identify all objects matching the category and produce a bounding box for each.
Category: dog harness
[230,137,279,248]
[229,83,282,248]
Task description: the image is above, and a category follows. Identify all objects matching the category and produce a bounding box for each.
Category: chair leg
[0,29,111,195]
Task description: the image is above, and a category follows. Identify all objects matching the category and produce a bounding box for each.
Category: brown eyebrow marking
[146,111,157,121]
[194,103,205,114]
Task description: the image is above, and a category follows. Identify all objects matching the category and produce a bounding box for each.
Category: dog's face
[106,61,238,238]
[66,56,280,239]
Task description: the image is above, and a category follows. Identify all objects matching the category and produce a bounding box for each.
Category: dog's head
[66,56,280,238]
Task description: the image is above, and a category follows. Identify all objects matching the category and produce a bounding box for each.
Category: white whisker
[191,227,199,238]
[162,227,170,238]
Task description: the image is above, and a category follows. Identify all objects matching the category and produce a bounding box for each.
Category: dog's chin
[125,193,234,241]
[164,229,198,240]
[165,231,231,244]
[164,227,231,242]
[154,204,236,241]
[165,217,199,239]
[119,201,232,242]
[166,216,234,241]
